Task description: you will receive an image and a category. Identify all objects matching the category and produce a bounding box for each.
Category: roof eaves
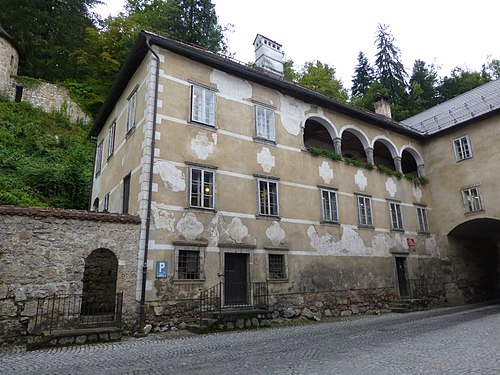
[91,31,424,140]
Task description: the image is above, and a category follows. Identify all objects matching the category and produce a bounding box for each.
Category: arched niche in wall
[340,127,369,162]
[373,137,398,170]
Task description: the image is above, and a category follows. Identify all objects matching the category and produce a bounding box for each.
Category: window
[255,105,275,141]
[191,85,215,126]
[416,206,429,233]
[258,179,279,216]
[175,246,205,280]
[356,195,373,227]
[103,193,110,212]
[122,173,131,214]
[190,168,215,209]
[389,201,403,230]
[95,141,103,177]
[268,254,286,280]
[108,121,116,158]
[462,186,482,213]
[321,189,338,223]
[126,88,138,133]
[453,135,472,161]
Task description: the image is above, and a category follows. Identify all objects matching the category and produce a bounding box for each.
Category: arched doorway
[448,218,500,302]
[82,248,118,314]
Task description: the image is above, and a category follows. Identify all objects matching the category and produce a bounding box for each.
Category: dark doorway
[82,248,118,314]
[395,257,409,297]
[224,253,248,306]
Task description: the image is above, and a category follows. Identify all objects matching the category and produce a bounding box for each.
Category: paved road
[1,303,500,374]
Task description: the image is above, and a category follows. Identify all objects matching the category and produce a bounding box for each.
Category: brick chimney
[374,93,392,119]
[253,34,284,77]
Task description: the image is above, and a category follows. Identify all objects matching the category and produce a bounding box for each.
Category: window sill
[125,126,136,139]
[188,121,217,132]
[173,279,205,284]
[107,153,114,162]
[267,278,289,283]
[94,172,101,179]
[464,209,484,216]
[320,220,340,227]
[417,231,430,235]
[256,214,280,221]
[253,137,276,146]
[186,206,216,213]
[357,225,374,231]
[390,228,405,233]
[455,156,473,163]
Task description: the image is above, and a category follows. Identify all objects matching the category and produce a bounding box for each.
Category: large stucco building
[89,31,500,324]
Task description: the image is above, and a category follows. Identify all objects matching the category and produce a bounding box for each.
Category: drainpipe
[139,37,160,332]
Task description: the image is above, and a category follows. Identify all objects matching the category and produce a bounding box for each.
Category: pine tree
[407,60,439,116]
[351,51,374,98]
[374,24,408,109]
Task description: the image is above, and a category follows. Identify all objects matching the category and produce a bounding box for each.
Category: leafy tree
[351,51,374,98]
[0,0,101,81]
[484,58,500,80]
[297,60,348,102]
[407,60,439,116]
[283,59,299,82]
[374,24,408,113]
[437,67,490,102]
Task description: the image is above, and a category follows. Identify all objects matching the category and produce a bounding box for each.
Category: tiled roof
[401,79,500,135]
[0,206,141,224]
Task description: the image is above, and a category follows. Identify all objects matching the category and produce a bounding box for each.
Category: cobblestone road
[1,303,500,374]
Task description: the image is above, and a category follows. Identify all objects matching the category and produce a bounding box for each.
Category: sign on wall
[156,261,168,278]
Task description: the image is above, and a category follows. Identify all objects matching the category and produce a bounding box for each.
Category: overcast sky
[94,0,500,89]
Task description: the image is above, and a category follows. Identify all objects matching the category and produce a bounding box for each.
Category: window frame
[389,201,404,231]
[416,206,429,233]
[268,253,287,281]
[189,167,216,210]
[356,195,373,228]
[174,246,205,282]
[190,84,216,127]
[257,178,279,217]
[461,186,483,214]
[122,173,131,214]
[320,188,339,223]
[95,141,104,178]
[107,121,116,158]
[255,104,276,142]
[453,135,473,162]
[103,192,110,213]
[126,86,138,134]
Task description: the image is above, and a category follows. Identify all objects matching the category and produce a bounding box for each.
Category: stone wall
[0,36,18,94]
[0,206,141,344]
[8,79,90,123]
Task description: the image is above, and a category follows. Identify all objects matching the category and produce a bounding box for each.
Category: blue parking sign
[156,261,168,278]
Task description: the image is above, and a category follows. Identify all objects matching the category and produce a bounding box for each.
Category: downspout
[139,37,160,332]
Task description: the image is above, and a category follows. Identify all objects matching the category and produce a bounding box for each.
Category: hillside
[0,96,94,209]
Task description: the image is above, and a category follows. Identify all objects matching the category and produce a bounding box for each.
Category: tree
[437,67,490,102]
[407,60,439,116]
[162,0,231,53]
[283,59,298,82]
[297,60,348,102]
[374,24,408,112]
[0,0,101,81]
[351,51,374,98]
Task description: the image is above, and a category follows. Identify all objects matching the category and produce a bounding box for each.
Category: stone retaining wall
[8,79,90,123]
[0,206,141,344]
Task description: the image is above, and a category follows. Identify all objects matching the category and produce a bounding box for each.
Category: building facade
[89,31,499,324]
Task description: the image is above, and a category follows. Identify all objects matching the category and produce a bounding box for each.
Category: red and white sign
[407,238,415,246]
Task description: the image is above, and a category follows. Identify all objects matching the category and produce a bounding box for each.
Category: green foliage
[351,51,374,98]
[297,60,348,102]
[437,67,491,102]
[0,100,93,209]
[13,76,44,89]
[307,146,428,185]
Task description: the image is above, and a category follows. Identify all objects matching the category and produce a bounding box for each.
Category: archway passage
[82,248,118,314]
[341,131,367,162]
[401,149,418,176]
[373,140,395,169]
[303,119,335,152]
[448,218,500,302]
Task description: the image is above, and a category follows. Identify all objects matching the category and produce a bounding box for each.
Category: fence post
[199,289,203,327]
[219,283,222,313]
